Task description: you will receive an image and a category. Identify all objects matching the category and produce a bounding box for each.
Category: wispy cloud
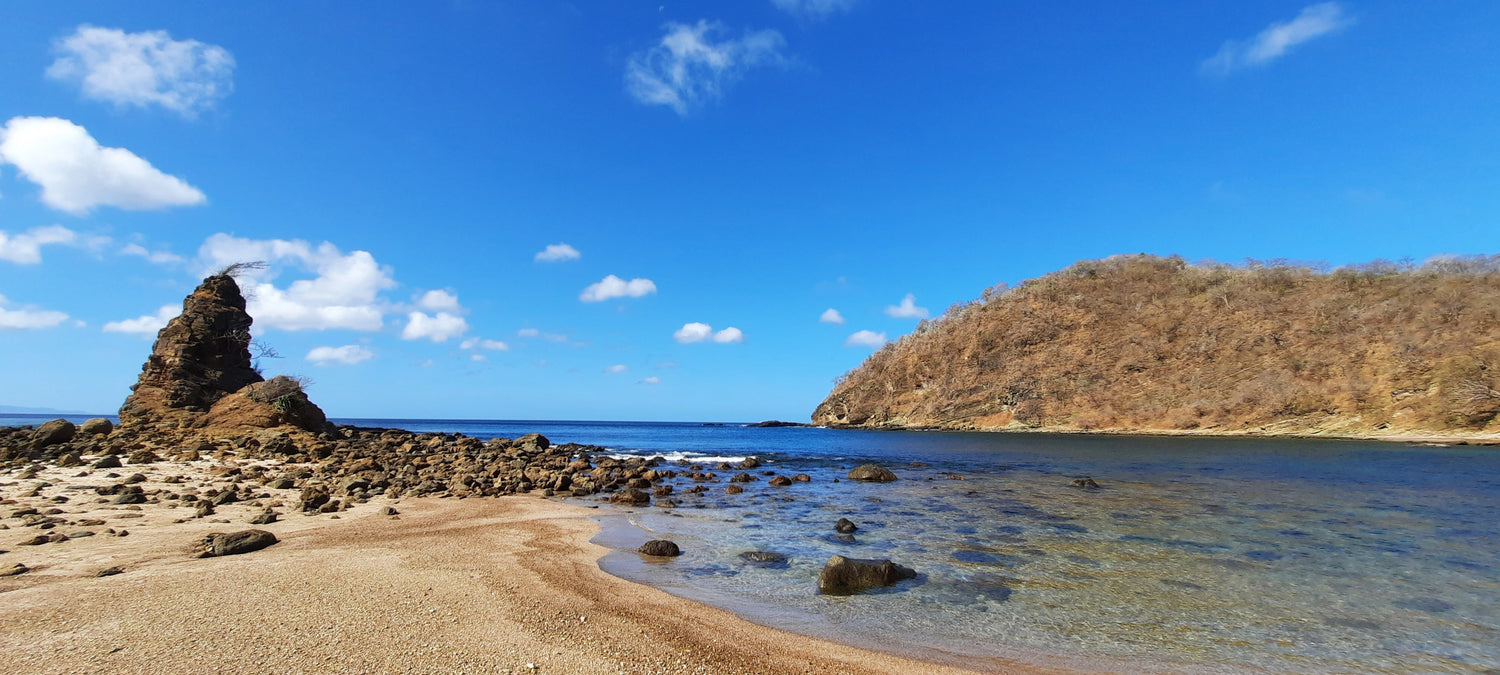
[844,329,887,348]
[625,20,787,116]
[534,243,580,262]
[307,344,375,366]
[605,364,629,374]
[639,375,662,385]
[580,274,657,302]
[460,337,509,351]
[1201,3,1353,76]
[771,0,857,21]
[0,292,70,331]
[884,293,929,320]
[0,225,77,264]
[103,304,178,335]
[48,25,234,117]
[120,242,183,265]
[0,116,206,214]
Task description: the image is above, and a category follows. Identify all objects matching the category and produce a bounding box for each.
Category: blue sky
[1,1,1496,421]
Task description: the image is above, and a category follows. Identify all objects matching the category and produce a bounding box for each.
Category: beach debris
[1070,477,1102,489]
[637,540,681,557]
[192,529,278,558]
[817,555,917,595]
[836,518,859,534]
[847,464,898,482]
[94,566,125,577]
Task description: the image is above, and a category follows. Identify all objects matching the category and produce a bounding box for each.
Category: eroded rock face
[117,273,326,433]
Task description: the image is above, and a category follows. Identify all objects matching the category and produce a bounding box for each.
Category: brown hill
[813,254,1500,442]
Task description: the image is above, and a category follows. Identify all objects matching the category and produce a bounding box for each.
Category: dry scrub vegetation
[813,254,1500,439]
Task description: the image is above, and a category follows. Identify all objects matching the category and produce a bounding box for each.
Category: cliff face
[813,255,1500,440]
[119,273,327,432]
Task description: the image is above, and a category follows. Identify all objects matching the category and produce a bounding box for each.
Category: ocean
[7,414,1498,673]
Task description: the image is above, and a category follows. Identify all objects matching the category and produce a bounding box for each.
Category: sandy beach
[0,459,1081,675]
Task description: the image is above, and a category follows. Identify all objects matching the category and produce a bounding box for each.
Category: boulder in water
[847,464,898,482]
[817,555,917,595]
[637,540,681,557]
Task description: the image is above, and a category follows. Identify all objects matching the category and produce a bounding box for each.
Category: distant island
[814,254,1500,443]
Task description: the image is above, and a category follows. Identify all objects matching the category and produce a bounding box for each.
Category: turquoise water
[9,415,1497,672]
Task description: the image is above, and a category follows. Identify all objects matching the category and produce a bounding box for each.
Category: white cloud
[0,116,206,214]
[402,311,469,342]
[819,308,845,325]
[460,337,509,351]
[471,353,487,362]
[639,376,661,385]
[517,328,540,337]
[1201,3,1352,76]
[884,293,929,320]
[307,344,374,366]
[120,242,183,265]
[534,243,580,262]
[0,293,71,330]
[625,20,787,116]
[605,364,629,374]
[197,234,396,332]
[845,329,887,348]
[712,327,745,343]
[675,322,744,344]
[772,0,857,20]
[416,289,461,313]
[580,274,657,302]
[103,304,178,335]
[48,25,234,116]
[674,322,713,343]
[0,225,77,264]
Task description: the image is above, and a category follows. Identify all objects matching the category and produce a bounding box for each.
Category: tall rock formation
[119,272,327,432]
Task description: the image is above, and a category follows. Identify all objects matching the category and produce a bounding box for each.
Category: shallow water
[10,415,1497,672]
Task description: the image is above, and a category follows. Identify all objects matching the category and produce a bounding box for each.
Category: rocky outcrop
[118,272,326,433]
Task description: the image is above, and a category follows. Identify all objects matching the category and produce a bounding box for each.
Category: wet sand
[0,461,1083,675]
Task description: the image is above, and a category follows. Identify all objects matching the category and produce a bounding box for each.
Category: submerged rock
[817,555,917,595]
[738,550,788,566]
[1070,477,1101,489]
[847,464,898,482]
[192,529,278,558]
[836,517,859,533]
